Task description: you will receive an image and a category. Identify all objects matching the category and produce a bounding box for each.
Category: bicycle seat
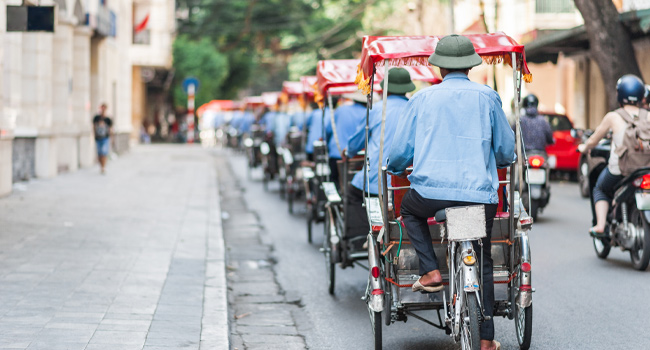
[434,209,446,222]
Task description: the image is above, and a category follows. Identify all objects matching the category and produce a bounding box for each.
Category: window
[535,0,576,14]
[542,115,573,131]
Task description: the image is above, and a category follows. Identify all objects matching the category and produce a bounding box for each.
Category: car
[541,113,581,175]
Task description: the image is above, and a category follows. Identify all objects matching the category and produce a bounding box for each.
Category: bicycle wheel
[515,300,533,349]
[323,212,335,295]
[369,308,382,350]
[460,293,481,350]
[306,204,313,243]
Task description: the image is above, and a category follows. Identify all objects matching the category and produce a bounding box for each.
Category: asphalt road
[227,152,650,350]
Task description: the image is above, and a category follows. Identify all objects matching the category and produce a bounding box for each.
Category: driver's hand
[388,170,408,179]
[341,149,348,162]
[577,144,587,153]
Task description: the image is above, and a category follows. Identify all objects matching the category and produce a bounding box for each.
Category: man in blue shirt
[345,67,415,245]
[305,103,331,162]
[387,35,515,350]
[325,93,367,189]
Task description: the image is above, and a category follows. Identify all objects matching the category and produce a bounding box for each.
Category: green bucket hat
[428,34,483,69]
[380,67,415,94]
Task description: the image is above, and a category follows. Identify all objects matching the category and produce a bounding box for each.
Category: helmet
[616,74,645,106]
[522,94,539,108]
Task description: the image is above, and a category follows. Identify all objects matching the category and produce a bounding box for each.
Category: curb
[201,159,229,349]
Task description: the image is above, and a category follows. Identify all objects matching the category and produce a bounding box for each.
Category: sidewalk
[0,145,228,350]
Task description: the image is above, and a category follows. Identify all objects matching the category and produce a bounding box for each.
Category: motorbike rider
[578,74,647,236]
[518,94,554,151]
[344,67,415,248]
[387,34,515,350]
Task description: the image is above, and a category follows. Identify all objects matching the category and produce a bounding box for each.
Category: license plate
[526,169,546,185]
[635,192,650,210]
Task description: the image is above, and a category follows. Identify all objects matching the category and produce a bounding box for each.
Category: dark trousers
[401,189,498,341]
[593,168,623,204]
[345,185,377,240]
[328,158,341,190]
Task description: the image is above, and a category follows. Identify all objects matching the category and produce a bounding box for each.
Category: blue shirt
[273,112,292,146]
[260,111,275,132]
[239,112,254,134]
[291,112,309,131]
[306,108,331,154]
[387,72,516,204]
[326,103,367,159]
[348,95,409,195]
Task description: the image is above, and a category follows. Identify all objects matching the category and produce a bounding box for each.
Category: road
[226,151,650,350]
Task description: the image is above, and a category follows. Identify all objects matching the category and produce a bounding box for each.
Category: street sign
[182,77,200,94]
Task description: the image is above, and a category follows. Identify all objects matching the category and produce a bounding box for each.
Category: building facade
[0,0,174,197]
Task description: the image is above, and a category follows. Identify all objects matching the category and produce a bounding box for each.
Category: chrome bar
[387,186,411,191]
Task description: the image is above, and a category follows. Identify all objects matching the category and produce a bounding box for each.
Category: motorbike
[522,150,551,221]
[586,141,650,270]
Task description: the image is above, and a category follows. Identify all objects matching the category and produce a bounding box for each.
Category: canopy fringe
[357,54,533,93]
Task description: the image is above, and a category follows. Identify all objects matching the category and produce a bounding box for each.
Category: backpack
[614,108,650,176]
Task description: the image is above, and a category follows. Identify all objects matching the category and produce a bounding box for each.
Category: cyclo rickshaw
[316,59,441,295]
[196,99,234,148]
[259,91,282,191]
[353,33,535,350]
[276,81,308,201]
[243,96,265,179]
[282,77,317,214]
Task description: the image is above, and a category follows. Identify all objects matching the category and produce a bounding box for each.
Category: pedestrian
[387,34,516,350]
[344,67,415,249]
[92,103,113,174]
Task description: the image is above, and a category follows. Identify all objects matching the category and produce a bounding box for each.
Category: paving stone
[0,146,230,350]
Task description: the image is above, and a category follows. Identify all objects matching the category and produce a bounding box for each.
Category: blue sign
[182,77,200,94]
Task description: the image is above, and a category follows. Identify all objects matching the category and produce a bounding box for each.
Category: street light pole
[187,84,195,144]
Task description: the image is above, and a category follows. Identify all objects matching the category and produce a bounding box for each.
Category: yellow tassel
[356,66,372,95]
[524,74,533,83]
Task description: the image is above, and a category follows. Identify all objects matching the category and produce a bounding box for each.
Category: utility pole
[450,0,455,33]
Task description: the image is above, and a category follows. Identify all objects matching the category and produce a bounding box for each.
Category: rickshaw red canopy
[317,59,441,96]
[357,32,532,93]
[261,92,282,107]
[244,96,264,107]
[282,81,305,96]
[301,76,318,97]
[197,100,234,116]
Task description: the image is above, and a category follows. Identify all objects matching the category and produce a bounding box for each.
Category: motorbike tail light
[633,174,650,189]
[371,266,380,279]
[521,262,531,272]
[528,155,544,168]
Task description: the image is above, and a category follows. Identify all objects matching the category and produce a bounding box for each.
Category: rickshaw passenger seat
[434,209,446,222]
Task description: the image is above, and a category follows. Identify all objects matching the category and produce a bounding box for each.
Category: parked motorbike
[522,150,551,221]
[586,143,650,270]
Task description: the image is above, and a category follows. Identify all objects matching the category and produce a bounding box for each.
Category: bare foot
[419,270,442,286]
[480,340,500,350]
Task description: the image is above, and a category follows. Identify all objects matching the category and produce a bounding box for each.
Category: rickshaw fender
[462,263,481,292]
[516,290,533,308]
[367,233,384,312]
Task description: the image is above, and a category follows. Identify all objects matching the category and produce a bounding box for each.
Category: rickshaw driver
[304,102,332,162]
[325,92,368,189]
[387,34,516,350]
[343,67,415,248]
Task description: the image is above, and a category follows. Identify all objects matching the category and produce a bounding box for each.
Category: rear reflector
[521,262,531,272]
[371,289,384,295]
[371,266,380,278]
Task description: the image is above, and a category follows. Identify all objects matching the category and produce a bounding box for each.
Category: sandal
[412,278,443,293]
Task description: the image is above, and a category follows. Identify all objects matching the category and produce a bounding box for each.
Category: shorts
[96,138,110,157]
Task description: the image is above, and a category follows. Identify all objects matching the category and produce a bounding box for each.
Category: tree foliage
[172,36,229,109]
[174,0,393,98]
[574,0,642,110]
